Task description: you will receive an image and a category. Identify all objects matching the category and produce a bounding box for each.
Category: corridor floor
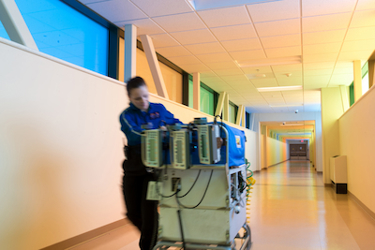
[70,161,375,250]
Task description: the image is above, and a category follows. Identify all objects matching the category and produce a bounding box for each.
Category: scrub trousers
[122,171,158,250]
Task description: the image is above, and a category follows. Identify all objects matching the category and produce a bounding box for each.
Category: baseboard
[267,159,288,168]
[40,218,130,250]
[348,191,375,221]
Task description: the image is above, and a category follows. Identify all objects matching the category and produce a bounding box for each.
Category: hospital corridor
[66,160,375,250]
[2,0,375,249]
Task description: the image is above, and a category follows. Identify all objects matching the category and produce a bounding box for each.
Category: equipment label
[146,181,163,201]
[235,135,241,148]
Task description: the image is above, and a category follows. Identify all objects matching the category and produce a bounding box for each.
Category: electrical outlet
[171,177,181,192]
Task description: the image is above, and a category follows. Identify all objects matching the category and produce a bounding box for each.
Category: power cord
[177,170,214,209]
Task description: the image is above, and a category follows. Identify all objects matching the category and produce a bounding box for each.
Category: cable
[177,170,214,209]
[177,170,201,198]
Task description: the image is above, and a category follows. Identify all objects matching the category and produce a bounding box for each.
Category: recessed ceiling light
[258,86,302,92]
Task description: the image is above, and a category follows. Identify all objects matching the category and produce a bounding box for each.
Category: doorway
[290,143,308,160]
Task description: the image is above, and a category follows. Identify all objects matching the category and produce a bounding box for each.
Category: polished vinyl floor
[70,161,375,250]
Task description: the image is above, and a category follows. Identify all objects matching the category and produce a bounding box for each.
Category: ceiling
[78,0,375,113]
[261,120,315,140]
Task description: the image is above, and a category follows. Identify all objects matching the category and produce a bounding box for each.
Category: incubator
[141,117,253,250]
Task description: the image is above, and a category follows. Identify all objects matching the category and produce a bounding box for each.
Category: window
[200,86,215,115]
[0,0,109,75]
[188,76,217,115]
[362,62,369,95]
[349,61,369,106]
[246,112,251,129]
[228,101,238,124]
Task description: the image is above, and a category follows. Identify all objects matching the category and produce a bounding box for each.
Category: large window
[188,76,216,115]
[0,0,109,75]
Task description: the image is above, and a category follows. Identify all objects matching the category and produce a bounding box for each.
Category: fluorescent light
[258,86,302,92]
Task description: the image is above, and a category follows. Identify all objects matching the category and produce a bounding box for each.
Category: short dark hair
[126,76,147,96]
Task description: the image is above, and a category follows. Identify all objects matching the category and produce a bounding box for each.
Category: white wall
[339,84,375,214]
[252,112,323,172]
[0,38,257,249]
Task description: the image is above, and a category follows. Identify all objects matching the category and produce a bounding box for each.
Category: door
[290,144,307,160]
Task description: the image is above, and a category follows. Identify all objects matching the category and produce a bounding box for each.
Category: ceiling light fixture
[258,86,302,92]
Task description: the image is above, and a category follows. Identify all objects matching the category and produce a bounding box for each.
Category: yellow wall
[0,38,257,249]
[266,137,287,167]
[321,87,346,183]
[339,84,375,214]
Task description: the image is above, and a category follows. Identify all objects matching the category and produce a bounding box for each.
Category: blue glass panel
[0,0,109,75]
[0,21,10,40]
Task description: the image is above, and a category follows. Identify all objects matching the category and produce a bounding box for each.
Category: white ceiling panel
[265,46,301,58]
[196,52,233,63]
[329,73,353,83]
[150,33,180,48]
[116,19,165,36]
[213,68,244,76]
[341,39,375,52]
[184,42,225,55]
[229,50,266,61]
[242,66,273,74]
[303,53,339,63]
[275,71,302,78]
[338,50,373,61]
[346,26,375,41]
[200,76,225,84]
[211,24,257,41]
[220,75,249,82]
[247,0,300,23]
[304,75,331,85]
[199,71,217,78]
[261,34,301,49]
[167,55,201,65]
[304,62,336,69]
[152,12,206,33]
[303,42,341,55]
[302,0,356,17]
[156,46,191,57]
[261,92,283,97]
[350,9,375,28]
[303,29,346,45]
[87,0,147,22]
[130,0,193,17]
[180,64,210,73]
[251,78,278,87]
[302,13,352,33]
[332,67,352,74]
[197,6,251,28]
[304,83,329,90]
[205,61,239,70]
[272,64,302,72]
[170,29,217,45]
[254,19,300,37]
[356,0,375,10]
[304,69,334,76]
[282,90,303,96]
[277,77,303,86]
[221,38,262,52]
